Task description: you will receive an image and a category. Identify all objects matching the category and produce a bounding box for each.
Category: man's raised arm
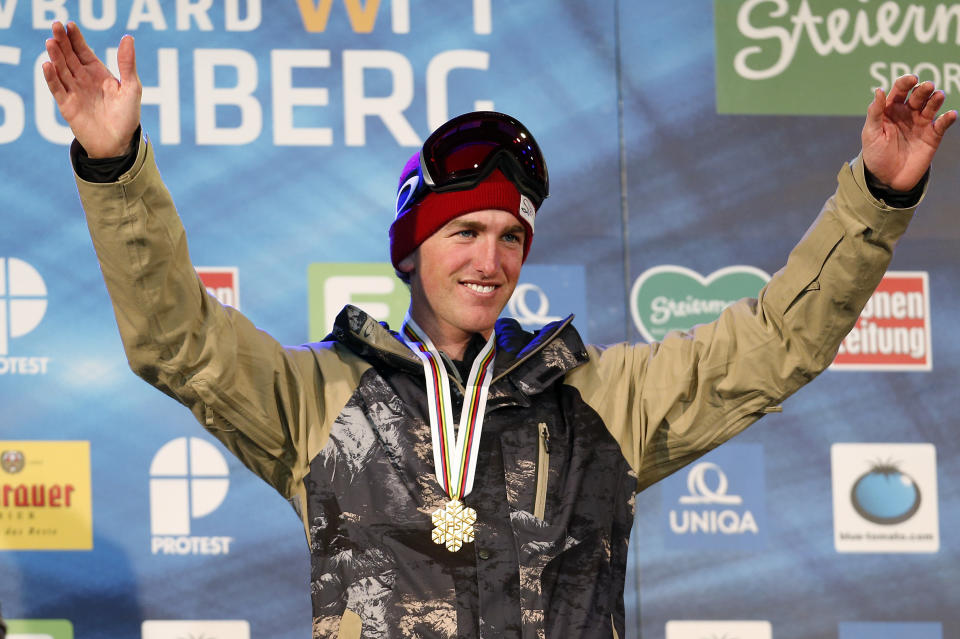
[43,21,141,159]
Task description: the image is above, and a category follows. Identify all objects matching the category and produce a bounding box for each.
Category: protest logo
[0,257,50,375]
[833,272,931,371]
[149,437,233,556]
[197,266,241,310]
[631,265,769,342]
[0,441,92,551]
[832,443,939,553]
[715,0,960,115]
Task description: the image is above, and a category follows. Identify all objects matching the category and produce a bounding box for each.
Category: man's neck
[407,312,492,361]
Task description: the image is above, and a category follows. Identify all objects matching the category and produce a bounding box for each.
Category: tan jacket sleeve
[74,135,363,498]
[565,156,918,491]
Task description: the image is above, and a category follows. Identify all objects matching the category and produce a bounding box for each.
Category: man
[43,20,954,639]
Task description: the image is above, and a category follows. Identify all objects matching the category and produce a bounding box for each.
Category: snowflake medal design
[431,499,477,552]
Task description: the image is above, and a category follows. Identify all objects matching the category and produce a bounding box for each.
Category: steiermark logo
[715,0,960,115]
[630,265,770,342]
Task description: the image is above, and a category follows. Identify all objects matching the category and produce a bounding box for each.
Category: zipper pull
[539,422,550,454]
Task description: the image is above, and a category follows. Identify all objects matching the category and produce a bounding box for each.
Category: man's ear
[398,252,417,276]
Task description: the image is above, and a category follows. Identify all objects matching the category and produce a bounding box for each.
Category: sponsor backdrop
[1,1,958,638]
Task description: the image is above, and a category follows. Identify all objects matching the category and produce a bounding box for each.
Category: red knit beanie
[389,152,535,270]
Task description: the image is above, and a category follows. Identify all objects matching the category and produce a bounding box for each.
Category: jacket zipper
[534,422,550,520]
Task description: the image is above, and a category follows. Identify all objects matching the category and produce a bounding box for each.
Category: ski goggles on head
[418,111,550,209]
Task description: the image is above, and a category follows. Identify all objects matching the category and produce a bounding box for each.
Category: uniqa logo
[850,460,921,525]
[149,437,234,555]
[0,257,48,356]
[733,0,960,80]
[670,461,758,535]
[631,265,770,342]
[507,282,561,327]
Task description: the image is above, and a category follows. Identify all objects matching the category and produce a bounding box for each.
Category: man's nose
[472,236,500,275]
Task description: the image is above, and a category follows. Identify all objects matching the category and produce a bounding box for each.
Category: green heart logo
[631,265,770,342]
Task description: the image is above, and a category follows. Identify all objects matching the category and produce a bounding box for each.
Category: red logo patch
[196,267,241,310]
[832,272,931,371]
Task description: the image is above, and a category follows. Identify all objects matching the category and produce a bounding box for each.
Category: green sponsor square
[715,0,960,115]
[7,619,74,639]
[307,263,411,340]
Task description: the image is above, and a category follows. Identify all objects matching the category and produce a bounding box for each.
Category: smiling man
[44,19,954,639]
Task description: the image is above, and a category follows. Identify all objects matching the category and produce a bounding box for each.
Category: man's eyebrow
[443,218,525,237]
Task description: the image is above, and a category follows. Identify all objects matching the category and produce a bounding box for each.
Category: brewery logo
[662,444,766,551]
[149,437,234,556]
[832,443,939,553]
[0,440,92,551]
[196,266,241,310]
[631,265,770,342]
[1,449,25,473]
[0,257,50,375]
[833,272,932,371]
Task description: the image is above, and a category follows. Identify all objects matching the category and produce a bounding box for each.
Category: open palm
[42,21,141,158]
[862,74,957,192]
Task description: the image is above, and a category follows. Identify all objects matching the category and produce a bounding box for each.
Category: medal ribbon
[400,315,496,500]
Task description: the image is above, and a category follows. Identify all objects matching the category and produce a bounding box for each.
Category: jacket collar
[330,305,589,395]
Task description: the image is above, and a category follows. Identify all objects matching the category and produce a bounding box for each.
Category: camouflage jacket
[75,136,917,639]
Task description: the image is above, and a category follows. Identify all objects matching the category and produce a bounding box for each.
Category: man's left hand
[862,74,956,192]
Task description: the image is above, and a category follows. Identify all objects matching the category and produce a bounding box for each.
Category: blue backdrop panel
[1,1,957,638]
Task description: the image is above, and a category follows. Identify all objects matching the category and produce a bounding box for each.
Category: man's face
[399,209,525,348]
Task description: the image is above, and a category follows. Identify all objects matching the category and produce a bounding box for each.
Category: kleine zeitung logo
[0,257,50,375]
[149,437,233,555]
[833,272,932,371]
[196,266,241,310]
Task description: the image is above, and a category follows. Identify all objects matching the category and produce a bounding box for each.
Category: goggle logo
[149,437,230,536]
[395,173,420,218]
[0,257,48,355]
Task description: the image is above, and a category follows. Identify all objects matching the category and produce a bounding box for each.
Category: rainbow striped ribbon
[400,315,497,500]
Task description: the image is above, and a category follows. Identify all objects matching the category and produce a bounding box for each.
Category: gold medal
[401,316,495,553]
[431,499,477,552]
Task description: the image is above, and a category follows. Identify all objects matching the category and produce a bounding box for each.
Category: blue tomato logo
[850,461,921,525]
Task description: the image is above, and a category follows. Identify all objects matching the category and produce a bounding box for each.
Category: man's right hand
[43,21,141,159]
